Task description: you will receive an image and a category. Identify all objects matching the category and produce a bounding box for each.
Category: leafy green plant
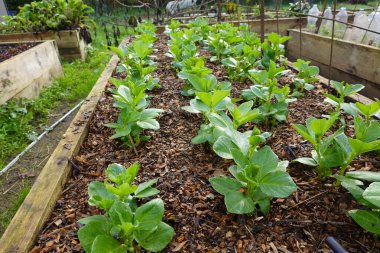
[182,90,231,116]
[105,85,164,153]
[336,171,380,235]
[210,146,297,214]
[1,0,95,33]
[78,163,174,252]
[323,81,364,112]
[178,74,231,96]
[227,101,259,129]
[291,59,320,97]
[260,33,291,69]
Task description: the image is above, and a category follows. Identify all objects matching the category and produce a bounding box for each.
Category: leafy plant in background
[291,59,320,97]
[1,0,95,35]
[260,33,291,69]
[179,74,231,96]
[336,171,380,236]
[78,163,174,252]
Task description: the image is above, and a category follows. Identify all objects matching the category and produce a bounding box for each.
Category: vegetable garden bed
[0,40,63,105]
[286,29,380,99]
[0,30,87,61]
[1,21,379,253]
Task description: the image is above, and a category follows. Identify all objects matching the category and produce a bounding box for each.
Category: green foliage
[323,81,364,112]
[210,146,296,214]
[260,33,291,69]
[1,0,95,33]
[178,73,230,97]
[78,163,174,252]
[336,172,380,235]
[291,59,319,97]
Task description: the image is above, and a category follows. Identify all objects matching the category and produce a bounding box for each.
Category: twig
[2,181,18,195]
[274,219,352,226]
[290,191,327,209]
[128,134,139,156]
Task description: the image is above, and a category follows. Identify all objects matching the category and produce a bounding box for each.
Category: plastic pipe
[326,236,348,253]
[0,100,85,177]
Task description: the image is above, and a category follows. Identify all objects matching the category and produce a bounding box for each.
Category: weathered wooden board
[156,17,306,36]
[0,36,130,253]
[286,29,380,99]
[0,40,63,105]
[0,30,86,60]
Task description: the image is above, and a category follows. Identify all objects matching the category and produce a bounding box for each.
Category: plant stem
[128,134,138,156]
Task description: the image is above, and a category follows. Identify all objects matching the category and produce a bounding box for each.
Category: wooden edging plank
[0,36,130,253]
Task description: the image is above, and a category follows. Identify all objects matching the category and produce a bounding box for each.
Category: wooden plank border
[0,36,130,253]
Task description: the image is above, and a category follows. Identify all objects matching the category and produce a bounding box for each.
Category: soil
[0,43,39,63]
[30,35,380,253]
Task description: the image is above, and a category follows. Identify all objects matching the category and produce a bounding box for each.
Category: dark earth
[0,43,39,63]
[30,35,380,253]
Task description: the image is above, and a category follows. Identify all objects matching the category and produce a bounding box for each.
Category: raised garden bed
[0,40,63,105]
[0,30,87,61]
[286,29,380,99]
[1,27,379,252]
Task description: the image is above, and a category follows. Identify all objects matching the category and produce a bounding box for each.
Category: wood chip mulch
[30,35,380,253]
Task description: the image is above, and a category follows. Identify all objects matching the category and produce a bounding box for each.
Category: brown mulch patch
[30,35,380,253]
[0,42,39,62]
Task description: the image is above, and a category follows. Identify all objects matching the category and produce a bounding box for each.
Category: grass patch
[0,24,127,168]
[0,181,31,235]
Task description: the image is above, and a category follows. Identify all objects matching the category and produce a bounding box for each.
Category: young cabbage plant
[323,80,364,113]
[335,171,380,236]
[78,163,174,253]
[209,146,297,214]
[291,59,320,97]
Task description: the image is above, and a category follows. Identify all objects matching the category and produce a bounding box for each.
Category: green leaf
[349,138,380,156]
[109,200,133,226]
[125,162,139,185]
[106,164,126,185]
[209,176,243,195]
[213,136,236,159]
[293,157,318,166]
[346,171,380,182]
[134,178,159,198]
[138,222,174,252]
[292,123,315,146]
[134,199,164,242]
[363,182,380,208]
[88,182,117,210]
[259,171,297,198]
[137,118,160,130]
[78,215,109,225]
[91,235,126,253]
[78,221,111,253]
[251,146,280,178]
[224,191,255,214]
[349,210,380,235]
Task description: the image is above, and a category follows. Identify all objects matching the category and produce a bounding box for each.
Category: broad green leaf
[78,215,109,225]
[293,157,318,166]
[134,178,159,198]
[212,90,230,107]
[349,210,380,235]
[363,182,380,208]
[78,221,111,253]
[225,191,255,214]
[106,164,126,185]
[356,101,380,118]
[259,171,297,198]
[134,199,164,242]
[138,222,174,252]
[88,182,117,210]
[209,176,243,195]
[251,146,279,178]
[346,171,380,182]
[137,118,160,130]
[213,136,236,159]
[231,148,250,169]
[292,123,315,145]
[125,162,139,184]
[349,138,380,156]
[207,112,232,129]
[109,201,133,226]
[92,235,126,253]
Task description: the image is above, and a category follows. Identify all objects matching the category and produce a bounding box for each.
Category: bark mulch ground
[30,35,380,253]
[0,43,39,63]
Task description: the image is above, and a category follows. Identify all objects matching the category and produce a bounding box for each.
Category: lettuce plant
[78,163,174,252]
[336,171,380,235]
